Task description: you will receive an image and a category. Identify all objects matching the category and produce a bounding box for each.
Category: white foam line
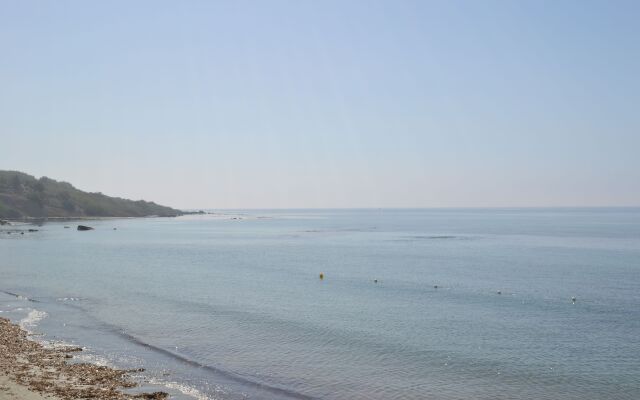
[73,352,114,367]
[8,307,216,400]
[19,308,47,332]
[57,297,82,301]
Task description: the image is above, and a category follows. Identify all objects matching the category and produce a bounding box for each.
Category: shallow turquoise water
[1,209,639,399]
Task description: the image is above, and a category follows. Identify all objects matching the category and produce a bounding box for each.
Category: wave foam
[19,309,47,331]
[57,297,83,302]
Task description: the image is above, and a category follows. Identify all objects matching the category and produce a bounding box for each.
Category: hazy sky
[1,0,639,208]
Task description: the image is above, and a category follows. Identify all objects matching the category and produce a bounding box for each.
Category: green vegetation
[0,170,183,219]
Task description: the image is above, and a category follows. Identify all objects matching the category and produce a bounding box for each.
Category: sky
[1,0,639,209]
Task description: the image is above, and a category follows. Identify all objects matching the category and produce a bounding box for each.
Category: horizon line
[179,206,640,211]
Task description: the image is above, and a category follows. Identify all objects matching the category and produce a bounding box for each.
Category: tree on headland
[11,175,21,192]
[34,180,45,193]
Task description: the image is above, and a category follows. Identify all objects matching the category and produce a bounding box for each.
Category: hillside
[0,170,183,219]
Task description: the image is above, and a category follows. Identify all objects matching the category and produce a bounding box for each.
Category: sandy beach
[0,374,54,400]
[0,317,166,400]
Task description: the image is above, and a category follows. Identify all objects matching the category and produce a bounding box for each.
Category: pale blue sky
[1,0,639,208]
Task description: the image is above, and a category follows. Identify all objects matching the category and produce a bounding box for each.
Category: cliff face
[0,171,182,219]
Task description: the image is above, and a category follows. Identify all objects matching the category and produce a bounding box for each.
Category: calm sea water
[1,209,639,399]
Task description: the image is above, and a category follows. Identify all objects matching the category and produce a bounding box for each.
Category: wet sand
[0,317,167,400]
[0,374,56,400]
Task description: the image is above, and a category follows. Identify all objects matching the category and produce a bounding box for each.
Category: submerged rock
[77,225,94,231]
[134,392,169,399]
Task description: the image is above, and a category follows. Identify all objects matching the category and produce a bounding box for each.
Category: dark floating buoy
[373,279,378,283]
[572,296,576,303]
[497,290,502,295]
[319,273,324,280]
[434,285,438,289]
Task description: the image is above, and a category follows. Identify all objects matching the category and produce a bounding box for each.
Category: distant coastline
[0,170,186,220]
[2,213,207,223]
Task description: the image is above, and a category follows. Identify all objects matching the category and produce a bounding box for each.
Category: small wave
[47,339,216,400]
[1,290,39,302]
[114,330,316,400]
[41,339,80,350]
[302,227,377,234]
[415,235,457,239]
[57,297,83,302]
[19,309,47,331]
[394,235,475,241]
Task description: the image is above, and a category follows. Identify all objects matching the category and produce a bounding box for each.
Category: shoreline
[1,212,214,226]
[2,215,182,223]
[0,317,167,400]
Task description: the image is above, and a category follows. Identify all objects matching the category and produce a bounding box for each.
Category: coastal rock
[77,225,94,231]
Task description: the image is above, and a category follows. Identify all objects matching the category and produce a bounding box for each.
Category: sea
[1,208,639,400]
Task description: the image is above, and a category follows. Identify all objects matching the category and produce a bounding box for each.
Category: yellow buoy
[319,273,324,280]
